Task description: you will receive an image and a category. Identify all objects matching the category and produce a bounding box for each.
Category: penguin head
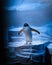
[24,23,29,27]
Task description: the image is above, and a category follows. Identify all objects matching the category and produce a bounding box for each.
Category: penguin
[18,23,40,44]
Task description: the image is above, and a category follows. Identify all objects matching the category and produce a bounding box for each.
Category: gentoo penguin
[18,23,40,44]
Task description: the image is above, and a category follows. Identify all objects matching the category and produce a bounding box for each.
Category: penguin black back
[24,23,29,27]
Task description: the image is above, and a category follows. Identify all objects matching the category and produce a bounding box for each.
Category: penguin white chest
[23,27,32,42]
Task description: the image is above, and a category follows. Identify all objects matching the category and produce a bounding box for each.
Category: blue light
[4,0,52,64]
[5,3,48,11]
